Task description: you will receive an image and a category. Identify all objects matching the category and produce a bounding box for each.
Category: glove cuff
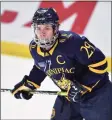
[23,75,40,89]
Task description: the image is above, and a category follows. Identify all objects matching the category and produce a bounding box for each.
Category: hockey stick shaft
[1,88,67,96]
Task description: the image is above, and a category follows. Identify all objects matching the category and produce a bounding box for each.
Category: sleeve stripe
[81,85,92,92]
[89,67,107,74]
[88,58,107,68]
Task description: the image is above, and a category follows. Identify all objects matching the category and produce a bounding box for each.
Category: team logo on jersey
[56,55,65,64]
[53,73,71,90]
[46,67,75,77]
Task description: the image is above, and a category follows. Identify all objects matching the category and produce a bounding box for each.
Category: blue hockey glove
[67,80,91,102]
[12,75,39,100]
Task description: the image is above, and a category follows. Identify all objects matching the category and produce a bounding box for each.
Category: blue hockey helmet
[32,7,60,49]
[32,7,59,25]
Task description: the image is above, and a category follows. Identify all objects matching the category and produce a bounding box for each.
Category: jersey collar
[37,40,58,57]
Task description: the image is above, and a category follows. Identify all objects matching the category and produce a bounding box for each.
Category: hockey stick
[1,88,67,96]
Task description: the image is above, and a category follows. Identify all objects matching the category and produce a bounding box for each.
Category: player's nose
[40,33,46,38]
[40,31,46,37]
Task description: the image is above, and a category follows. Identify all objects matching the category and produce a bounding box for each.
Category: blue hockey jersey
[28,30,109,91]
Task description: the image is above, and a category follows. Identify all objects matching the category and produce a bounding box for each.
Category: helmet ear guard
[31,7,60,49]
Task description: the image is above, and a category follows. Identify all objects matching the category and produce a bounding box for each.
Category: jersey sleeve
[70,34,108,91]
[27,40,47,87]
[28,65,46,87]
[71,35,108,74]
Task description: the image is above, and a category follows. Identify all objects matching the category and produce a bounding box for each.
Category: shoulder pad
[59,31,73,43]
[29,40,37,51]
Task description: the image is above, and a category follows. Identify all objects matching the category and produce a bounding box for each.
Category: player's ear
[54,25,59,33]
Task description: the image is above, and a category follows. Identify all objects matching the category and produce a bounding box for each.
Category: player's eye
[45,27,51,30]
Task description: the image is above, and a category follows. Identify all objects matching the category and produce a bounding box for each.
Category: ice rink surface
[1,55,111,119]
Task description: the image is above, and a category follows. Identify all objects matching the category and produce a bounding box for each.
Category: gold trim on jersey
[37,46,49,57]
[29,41,37,51]
[88,58,107,68]
[37,40,58,57]
[89,67,108,74]
[81,85,92,92]
[88,58,108,74]
[49,40,58,55]
[81,80,100,95]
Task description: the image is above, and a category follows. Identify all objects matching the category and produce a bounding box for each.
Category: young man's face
[35,24,54,41]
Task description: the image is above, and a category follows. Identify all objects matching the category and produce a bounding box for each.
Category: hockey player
[12,8,112,120]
